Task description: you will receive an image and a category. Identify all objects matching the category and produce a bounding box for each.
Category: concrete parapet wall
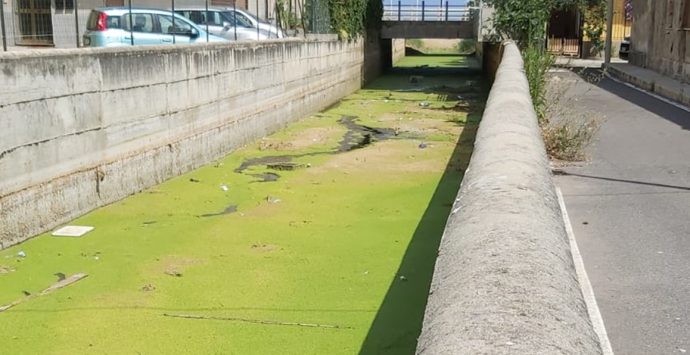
[381,21,474,39]
[0,39,368,248]
[416,42,602,354]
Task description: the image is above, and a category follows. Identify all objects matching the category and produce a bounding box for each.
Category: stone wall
[631,0,690,83]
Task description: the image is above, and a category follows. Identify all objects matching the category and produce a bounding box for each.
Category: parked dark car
[619,36,630,60]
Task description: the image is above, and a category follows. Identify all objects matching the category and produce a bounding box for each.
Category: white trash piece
[52,226,95,237]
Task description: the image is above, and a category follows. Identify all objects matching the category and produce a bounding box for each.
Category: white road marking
[604,72,690,113]
[556,187,615,355]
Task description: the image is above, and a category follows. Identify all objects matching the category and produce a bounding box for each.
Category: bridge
[380,2,479,39]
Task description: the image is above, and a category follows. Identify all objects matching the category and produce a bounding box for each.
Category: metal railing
[0,0,294,52]
[382,1,472,22]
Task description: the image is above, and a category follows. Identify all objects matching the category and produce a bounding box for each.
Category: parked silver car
[174,7,283,41]
[226,8,284,39]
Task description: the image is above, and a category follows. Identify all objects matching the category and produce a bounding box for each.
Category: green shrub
[523,46,555,123]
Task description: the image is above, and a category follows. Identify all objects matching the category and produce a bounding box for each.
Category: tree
[483,0,595,48]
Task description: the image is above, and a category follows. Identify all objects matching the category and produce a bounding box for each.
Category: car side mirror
[222,21,232,30]
[190,28,200,38]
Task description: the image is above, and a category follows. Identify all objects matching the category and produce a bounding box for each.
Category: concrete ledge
[380,21,474,39]
[606,63,690,107]
[416,42,602,354]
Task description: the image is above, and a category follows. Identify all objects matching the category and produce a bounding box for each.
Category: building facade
[630,0,690,82]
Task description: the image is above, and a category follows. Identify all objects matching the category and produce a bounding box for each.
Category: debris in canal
[164,268,183,277]
[0,273,88,313]
[337,116,398,152]
[162,313,351,329]
[52,226,94,238]
[265,196,281,204]
[198,205,238,218]
[267,162,307,171]
[249,172,281,182]
[409,75,424,84]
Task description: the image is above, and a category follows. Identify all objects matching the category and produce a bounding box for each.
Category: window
[122,13,154,33]
[222,11,252,28]
[55,0,73,11]
[684,0,690,28]
[158,15,193,35]
[206,11,224,26]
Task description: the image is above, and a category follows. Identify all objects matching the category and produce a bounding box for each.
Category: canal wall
[416,42,603,354]
[0,38,380,248]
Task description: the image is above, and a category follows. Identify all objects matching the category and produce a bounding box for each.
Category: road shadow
[554,171,690,192]
[570,68,690,131]
[357,84,484,355]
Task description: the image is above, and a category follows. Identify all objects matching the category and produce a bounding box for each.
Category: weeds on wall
[523,46,555,123]
[541,68,604,161]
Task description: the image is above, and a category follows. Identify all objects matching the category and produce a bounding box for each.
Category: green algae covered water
[0,71,485,354]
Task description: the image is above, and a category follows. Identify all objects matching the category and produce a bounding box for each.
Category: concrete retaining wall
[392,38,405,64]
[0,38,370,248]
[416,42,602,354]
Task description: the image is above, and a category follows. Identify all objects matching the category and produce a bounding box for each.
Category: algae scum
[0,72,485,354]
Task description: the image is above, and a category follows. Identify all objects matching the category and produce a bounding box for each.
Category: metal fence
[0,0,318,51]
[382,1,472,21]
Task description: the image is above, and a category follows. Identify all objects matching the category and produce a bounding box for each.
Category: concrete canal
[0,56,486,354]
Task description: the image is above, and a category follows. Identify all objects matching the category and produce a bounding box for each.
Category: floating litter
[51,226,94,237]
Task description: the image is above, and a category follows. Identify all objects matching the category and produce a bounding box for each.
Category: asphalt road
[553,70,690,355]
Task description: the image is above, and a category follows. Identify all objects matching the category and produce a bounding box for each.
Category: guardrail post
[0,0,7,51]
[421,1,425,21]
[205,0,209,42]
[397,0,401,21]
[171,0,176,44]
[128,0,133,46]
[74,0,80,47]
[445,1,448,21]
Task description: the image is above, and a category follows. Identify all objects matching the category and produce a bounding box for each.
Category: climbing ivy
[326,0,382,39]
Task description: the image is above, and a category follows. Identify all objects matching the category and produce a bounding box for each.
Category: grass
[394,55,481,69]
[0,74,483,354]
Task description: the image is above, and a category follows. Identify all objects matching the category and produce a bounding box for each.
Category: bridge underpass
[375,1,483,74]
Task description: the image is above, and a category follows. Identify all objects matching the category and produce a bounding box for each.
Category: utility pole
[605,0,613,64]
